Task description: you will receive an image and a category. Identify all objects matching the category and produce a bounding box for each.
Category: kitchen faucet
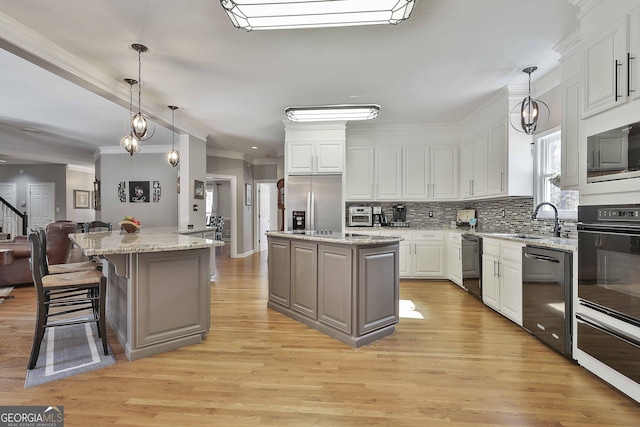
[532,202,561,237]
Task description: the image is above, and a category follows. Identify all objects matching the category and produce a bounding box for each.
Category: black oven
[577,204,640,384]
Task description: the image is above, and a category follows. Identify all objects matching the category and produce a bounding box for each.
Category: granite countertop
[449,228,577,251]
[70,227,224,256]
[266,230,404,246]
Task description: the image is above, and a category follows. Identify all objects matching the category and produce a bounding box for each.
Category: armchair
[0,221,77,287]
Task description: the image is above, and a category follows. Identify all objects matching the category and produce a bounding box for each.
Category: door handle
[615,59,622,101]
[628,52,635,97]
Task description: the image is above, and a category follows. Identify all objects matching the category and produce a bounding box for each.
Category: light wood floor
[1,249,639,426]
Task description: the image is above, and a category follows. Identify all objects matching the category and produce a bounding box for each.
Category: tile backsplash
[347,197,577,238]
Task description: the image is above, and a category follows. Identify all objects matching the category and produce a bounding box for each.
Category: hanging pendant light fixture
[167,106,180,167]
[120,78,142,155]
[130,43,155,141]
[510,66,550,136]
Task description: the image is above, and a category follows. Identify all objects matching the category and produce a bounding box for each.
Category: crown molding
[573,0,604,19]
[67,164,95,174]
[252,158,280,166]
[207,148,246,160]
[554,29,580,59]
[0,12,209,141]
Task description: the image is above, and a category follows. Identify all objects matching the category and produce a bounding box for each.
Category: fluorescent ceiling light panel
[220,0,415,31]
[285,104,380,122]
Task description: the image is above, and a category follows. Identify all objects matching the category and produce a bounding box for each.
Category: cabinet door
[487,120,507,196]
[630,7,640,100]
[472,131,488,197]
[291,241,317,319]
[318,244,353,333]
[346,146,375,200]
[398,240,411,278]
[431,145,459,199]
[412,241,444,278]
[593,131,628,170]
[448,242,462,286]
[358,245,399,334]
[561,76,580,188]
[403,147,430,199]
[581,15,629,117]
[286,142,314,174]
[460,139,474,198]
[268,238,291,307]
[316,141,344,173]
[375,147,402,200]
[501,259,522,326]
[482,255,500,311]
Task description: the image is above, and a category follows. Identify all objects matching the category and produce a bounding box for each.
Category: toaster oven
[349,206,373,227]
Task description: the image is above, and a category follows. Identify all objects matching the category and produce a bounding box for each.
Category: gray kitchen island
[70,228,223,361]
[266,231,403,348]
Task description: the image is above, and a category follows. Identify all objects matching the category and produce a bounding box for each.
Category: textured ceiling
[0,0,579,169]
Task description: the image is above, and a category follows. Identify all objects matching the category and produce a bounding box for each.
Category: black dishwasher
[522,246,573,359]
[461,234,482,300]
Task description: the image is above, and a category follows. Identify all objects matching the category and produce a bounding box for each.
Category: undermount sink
[490,233,543,240]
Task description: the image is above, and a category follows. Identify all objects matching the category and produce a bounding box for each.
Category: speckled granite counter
[267,231,400,347]
[70,227,222,361]
[448,229,577,252]
[266,230,404,245]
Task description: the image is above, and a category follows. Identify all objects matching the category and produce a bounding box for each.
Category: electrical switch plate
[428,211,434,217]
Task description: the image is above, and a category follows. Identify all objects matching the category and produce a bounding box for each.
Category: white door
[28,183,55,229]
[257,183,275,252]
[0,182,17,236]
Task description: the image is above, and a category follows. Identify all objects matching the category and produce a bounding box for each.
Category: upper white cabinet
[286,140,344,174]
[487,120,507,196]
[346,144,458,201]
[581,15,629,118]
[562,75,581,188]
[461,133,488,198]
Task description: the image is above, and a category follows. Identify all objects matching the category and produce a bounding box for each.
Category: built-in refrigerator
[286,174,342,232]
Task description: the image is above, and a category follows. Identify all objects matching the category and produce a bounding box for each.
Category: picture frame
[129,180,150,203]
[245,183,252,206]
[194,180,204,199]
[93,179,101,211]
[74,189,90,209]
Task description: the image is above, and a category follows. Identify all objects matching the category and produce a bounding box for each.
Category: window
[533,128,578,220]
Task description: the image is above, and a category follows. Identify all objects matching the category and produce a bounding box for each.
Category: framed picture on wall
[93,179,101,211]
[129,181,150,203]
[245,183,252,206]
[74,190,90,209]
[194,180,204,199]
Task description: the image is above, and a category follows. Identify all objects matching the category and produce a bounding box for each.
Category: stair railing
[0,196,28,238]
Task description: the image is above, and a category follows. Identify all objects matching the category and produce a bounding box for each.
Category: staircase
[0,196,28,240]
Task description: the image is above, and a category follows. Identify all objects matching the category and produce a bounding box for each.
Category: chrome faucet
[532,202,561,237]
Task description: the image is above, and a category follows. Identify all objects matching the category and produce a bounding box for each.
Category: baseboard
[236,250,255,258]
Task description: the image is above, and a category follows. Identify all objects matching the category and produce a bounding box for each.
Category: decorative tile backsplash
[347,197,577,238]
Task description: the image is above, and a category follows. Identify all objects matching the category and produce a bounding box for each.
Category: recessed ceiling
[0,0,579,169]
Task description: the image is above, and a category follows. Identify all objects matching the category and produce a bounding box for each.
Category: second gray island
[266,231,403,348]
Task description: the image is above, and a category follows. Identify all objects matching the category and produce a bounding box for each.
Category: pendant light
[510,66,550,136]
[130,43,155,141]
[120,78,142,155]
[167,106,180,167]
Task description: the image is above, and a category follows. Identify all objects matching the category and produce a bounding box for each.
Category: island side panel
[268,237,291,308]
[291,240,318,319]
[135,248,211,348]
[358,244,400,335]
[318,244,353,334]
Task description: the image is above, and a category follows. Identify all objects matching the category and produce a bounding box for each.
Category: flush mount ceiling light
[220,0,415,31]
[129,44,155,141]
[510,66,550,136]
[120,78,142,155]
[166,106,180,167]
[285,104,380,122]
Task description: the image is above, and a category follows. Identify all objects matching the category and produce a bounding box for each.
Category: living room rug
[25,320,116,388]
[0,287,14,305]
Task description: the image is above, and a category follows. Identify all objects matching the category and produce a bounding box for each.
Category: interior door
[0,182,17,235]
[28,182,55,229]
[257,182,276,252]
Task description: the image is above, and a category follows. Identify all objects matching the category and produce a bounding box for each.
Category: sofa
[0,221,77,287]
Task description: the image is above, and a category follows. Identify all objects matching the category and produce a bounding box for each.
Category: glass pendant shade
[132,113,150,139]
[520,96,539,135]
[129,44,155,141]
[120,133,142,155]
[167,105,180,167]
[220,0,415,31]
[167,149,180,167]
[285,104,380,122]
[509,66,549,136]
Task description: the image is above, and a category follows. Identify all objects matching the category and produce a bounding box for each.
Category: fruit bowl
[119,220,141,233]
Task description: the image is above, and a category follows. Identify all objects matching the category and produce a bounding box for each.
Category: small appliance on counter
[372,206,387,227]
[387,204,410,228]
[348,206,373,227]
[456,209,477,227]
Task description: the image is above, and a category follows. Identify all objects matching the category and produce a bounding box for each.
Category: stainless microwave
[349,206,372,227]
[587,121,640,183]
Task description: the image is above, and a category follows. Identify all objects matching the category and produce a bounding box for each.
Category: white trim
[206,149,245,160]
[97,145,173,155]
[67,164,95,174]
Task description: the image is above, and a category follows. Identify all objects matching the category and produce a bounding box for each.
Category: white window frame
[533,126,578,221]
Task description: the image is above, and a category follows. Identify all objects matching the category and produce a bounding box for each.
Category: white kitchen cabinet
[286,140,344,174]
[403,147,430,199]
[382,230,445,279]
[375,147,402,200]
[482,238,524,325]
[581,15,629,118]
[448,232,462,287]
[346,146,374,200]
[461,132,487,198]
[561,75,580,188]
[431,145,459,199]
[487,120,507,196]
[587,130,628,171]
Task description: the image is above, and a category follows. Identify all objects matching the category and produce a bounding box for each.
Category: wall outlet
[502,209,506,218]
[428,211,434,217]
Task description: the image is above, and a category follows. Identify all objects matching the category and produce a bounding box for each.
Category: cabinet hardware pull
[458,247,461,260]
[500,172,504,192]
[493,260,497,277]
[615,60,622,101]
[629,52,636,96]
[497,261,501,278]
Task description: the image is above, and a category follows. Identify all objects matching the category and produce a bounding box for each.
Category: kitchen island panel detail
[318,244,353,334]
[268,238,291,308]
[291,241,318,318]
[359,246,399,335]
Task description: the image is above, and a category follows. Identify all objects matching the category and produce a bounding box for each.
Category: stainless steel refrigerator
[286,175,343,232]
